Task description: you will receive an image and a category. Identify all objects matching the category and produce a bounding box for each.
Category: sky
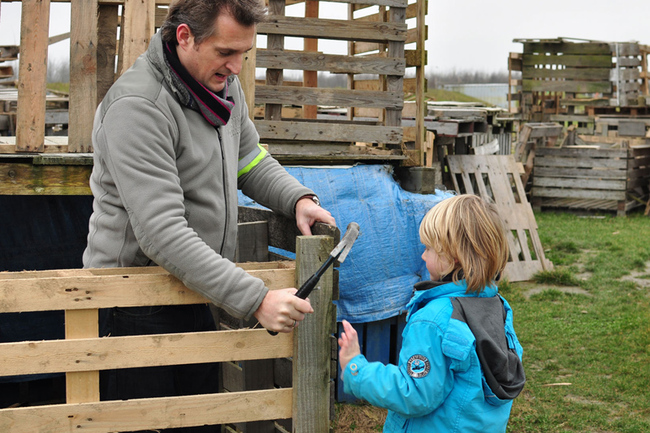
[0,0,648,73]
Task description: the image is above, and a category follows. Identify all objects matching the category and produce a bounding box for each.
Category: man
[83,0,335,421]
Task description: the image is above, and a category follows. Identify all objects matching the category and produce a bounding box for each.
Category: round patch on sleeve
[406,354,431,378]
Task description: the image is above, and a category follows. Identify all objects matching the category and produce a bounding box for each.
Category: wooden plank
[258,17,407,43]
[532,187,626,201]
[534,166,627,179]
[0,267,295,313]
[96,5,119,104]
[534,155,627,170]
[522,79,611,94]
[257,50,405,75]
[237,221,269,263]
[0,162,92,195]
[119,0,155,75]
[523,42,611,55]
[303,0,319,120]
[522,67,611,81]
[68,0,98,153]
[255,120,402,144]
[264,0,285,122]
[0,388,292,433]
[65,309,100,403]
[0,329,292,376]
[385,5,405,129]
[15,0,50,152]
[255,85,403,109]
[534,177,627,191]
[293,235,334,433]
[535,146,629,159]
[522,54,612,68]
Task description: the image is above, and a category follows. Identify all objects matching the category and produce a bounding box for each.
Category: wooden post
[68,0,98,153]
[119,0,155,76]
[303,0,319,119]
[240,38,257,120]
[414,0,427,163]
[265,0,284,121]
[65,309,100,403]
[16,0,50,152]
[293,235,334,432]
[97,5,120,104]
[385,6,405,131]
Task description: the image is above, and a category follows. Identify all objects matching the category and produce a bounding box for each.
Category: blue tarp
[239,164,454,323]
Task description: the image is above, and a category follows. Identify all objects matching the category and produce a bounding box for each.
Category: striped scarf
[163,42,234,127]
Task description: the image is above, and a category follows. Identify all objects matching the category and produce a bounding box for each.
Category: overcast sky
[1,0,648,73]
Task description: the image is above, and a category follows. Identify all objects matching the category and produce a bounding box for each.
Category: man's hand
[295,197,336,236]
[254,288,314,333]
[338,320,361,377]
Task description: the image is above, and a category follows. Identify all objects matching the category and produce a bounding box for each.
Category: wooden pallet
[447,154,552,282]
[532,145,650,216]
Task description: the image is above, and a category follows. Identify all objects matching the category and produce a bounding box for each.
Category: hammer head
[330,222,360,263]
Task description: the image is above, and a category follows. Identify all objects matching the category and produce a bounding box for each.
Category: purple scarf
[164,42,235,127]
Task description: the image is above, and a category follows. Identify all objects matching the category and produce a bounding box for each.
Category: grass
[333,210,650,432]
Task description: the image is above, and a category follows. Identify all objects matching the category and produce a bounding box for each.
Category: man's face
[176,12,256,94]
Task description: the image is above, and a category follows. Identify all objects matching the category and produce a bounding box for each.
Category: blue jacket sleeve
[343,320,454,418]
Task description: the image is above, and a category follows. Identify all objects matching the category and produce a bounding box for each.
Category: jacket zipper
[216,127,228,256]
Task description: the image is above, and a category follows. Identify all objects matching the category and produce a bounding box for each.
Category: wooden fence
[0,0,428,165]
[0,211,339,433]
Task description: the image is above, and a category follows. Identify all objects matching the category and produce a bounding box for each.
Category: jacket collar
[406,278,499,320]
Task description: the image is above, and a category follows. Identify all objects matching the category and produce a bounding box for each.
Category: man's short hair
[160,0,267,45]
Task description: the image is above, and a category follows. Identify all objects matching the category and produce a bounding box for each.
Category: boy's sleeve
[343,320,454,418]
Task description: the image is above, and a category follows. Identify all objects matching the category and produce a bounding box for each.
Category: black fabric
[163,41,234,128]
[451,296,526,400]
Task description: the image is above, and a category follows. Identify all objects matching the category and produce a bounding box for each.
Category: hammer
[268,222,360,335]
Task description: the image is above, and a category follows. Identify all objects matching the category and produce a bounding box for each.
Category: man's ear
[176,23,193,49]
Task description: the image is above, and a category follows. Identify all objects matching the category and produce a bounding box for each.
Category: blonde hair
[419,194,509,293]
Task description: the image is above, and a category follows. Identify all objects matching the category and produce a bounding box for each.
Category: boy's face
[421,246,453,281]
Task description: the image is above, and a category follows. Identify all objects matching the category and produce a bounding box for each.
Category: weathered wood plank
[532,187,626,201]
[293,235,334,433]
[535,146,628,158]
[255,85,403,109]
[0,388,292,433]
[522,67,611,81]
[0,162,91,195]
[522,79,611,93]
[534,177,627,191]
[256,120,403,144]
[68,0,98,153]
[0,329,292,376]
[534,166,627,179]
[534,155,627,170]
[522,54,612,68]
[119,0,154,75]
[258,16,407,43]
[97,5,119,104]
[0,267,295,313]
[16,0,50,152]
[523,42,611,55]
[257,50,405,75]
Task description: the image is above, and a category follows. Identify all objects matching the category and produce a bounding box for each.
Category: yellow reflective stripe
[237,143,268,177]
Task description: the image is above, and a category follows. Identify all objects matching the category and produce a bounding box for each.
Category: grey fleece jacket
[83,31,313,319]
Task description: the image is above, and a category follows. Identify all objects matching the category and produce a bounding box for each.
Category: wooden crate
[532,145,650,216]
[0,210,338,433]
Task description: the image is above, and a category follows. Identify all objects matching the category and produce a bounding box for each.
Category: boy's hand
[338,320,361,377]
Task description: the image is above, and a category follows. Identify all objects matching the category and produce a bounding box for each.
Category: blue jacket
[343,279,525,432]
